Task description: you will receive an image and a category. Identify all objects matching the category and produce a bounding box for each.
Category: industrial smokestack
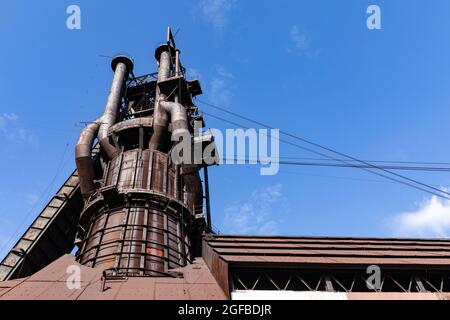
[98,55,133,159]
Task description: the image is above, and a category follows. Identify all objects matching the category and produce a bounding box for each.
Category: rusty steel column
[149,45,173,151]
[98,55,133,159]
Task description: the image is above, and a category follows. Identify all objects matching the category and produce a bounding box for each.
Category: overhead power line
[197,101,450,200]
[219,158,450,172]
[277,156,450,166]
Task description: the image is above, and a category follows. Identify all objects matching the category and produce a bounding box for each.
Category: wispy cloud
[223,184,284,235]
[388,190,450,237]
[187,67,202,80]
[0,113,19,132]
[210,65,234,106]
[289,24,309,50]
[0,112,36,146]
[197,0,236,31]
[2,113,18,121]
[210,77,232,106]
[216,66,233,78]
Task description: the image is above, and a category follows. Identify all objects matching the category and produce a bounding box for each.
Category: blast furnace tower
[0,27,216,281]
[75,28,216,277]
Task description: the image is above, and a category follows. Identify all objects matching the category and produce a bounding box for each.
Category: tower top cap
[154,43,176,62]
[111,54,134,72]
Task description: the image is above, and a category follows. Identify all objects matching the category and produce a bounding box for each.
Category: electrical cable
[201,110,450,200]
[219,158,450,172]
[198,100,450,198]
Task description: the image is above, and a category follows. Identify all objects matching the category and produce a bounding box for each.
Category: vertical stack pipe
[148,45,204,212]
[149,45,173,151]
[98,56,133,159]
[75,55,133,199]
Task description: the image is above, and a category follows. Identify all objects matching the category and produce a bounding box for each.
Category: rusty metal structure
[1,28,450,300]
[0,27,216,281]
[73,28,217,277]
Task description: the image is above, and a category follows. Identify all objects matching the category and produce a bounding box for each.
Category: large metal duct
[159,100,189,139]
[98,55,133,159]
[158,100,203,212]
[149,44,174,151]
[75,117,102,199]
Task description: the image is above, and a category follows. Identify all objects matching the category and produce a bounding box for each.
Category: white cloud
[389,192,450,237]
[198,0,236,31]
[3,113,18,121]
[223,184,284,235]
[187,67,202,80]
[290,24,309,50]
[216,66,233,78]
[0,113,36,145]
[0,113,18,132]
[210,77,232,107]
[210,65,234,106]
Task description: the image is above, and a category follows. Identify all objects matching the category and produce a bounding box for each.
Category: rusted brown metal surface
[203,235,450,295]
[1,27,215,284]
[0,254,227,300]
[2,233,450,299]
[73,27,214,278]
[204,234,450,267]
[202,235,230,299]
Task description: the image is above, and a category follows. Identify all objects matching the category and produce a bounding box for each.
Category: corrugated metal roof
[2,235,449,300]
[202,235,450,297]
[204,235,450,267]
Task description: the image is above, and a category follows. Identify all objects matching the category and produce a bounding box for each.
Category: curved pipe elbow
[159,100,189,137]
[159,101,202,212]
[75,118,102,199]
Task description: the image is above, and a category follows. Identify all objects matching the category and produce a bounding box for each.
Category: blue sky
[2,0,450,259]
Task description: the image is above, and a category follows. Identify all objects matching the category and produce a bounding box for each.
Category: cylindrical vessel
[75,44,206,278]
[77,150,191,276]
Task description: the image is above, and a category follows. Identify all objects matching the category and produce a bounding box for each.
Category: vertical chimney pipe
[149,44,175,151]
[98,55,133,159]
